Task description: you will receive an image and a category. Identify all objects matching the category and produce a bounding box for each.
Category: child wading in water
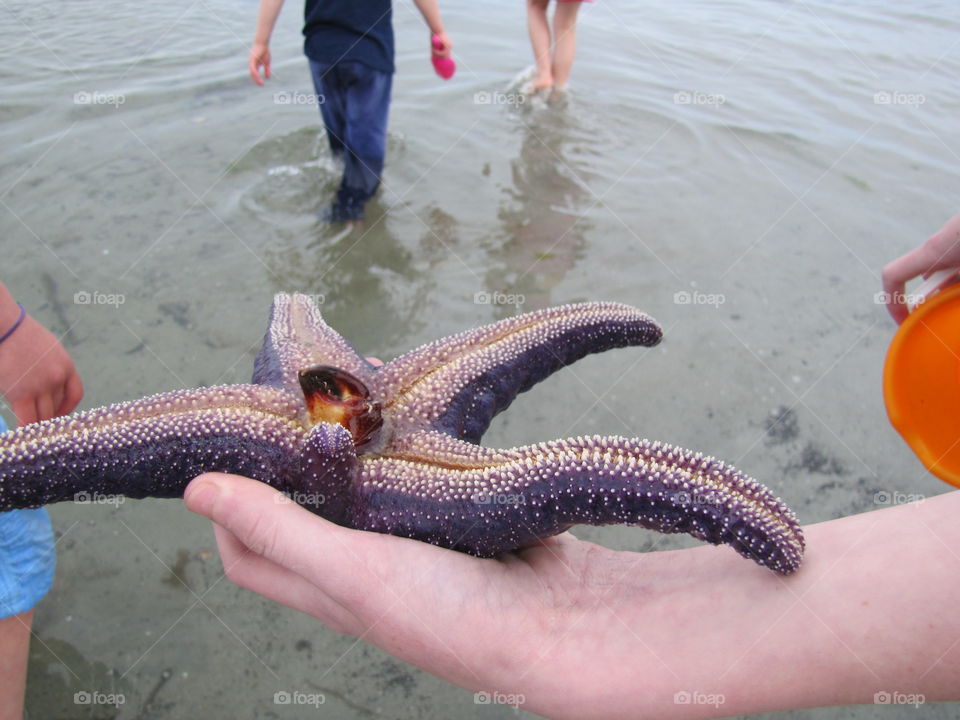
[526,0,589,92]
[249,0,452,224]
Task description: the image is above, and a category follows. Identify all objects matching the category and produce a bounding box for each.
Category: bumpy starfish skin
[361,431,803,572]
[0,386,305,507]
[0,296,804,573]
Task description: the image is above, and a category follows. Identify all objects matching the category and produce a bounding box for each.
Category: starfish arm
[351,432,804,574]
[0,386,306,510]
[293,422,358,521]
[253,294,374,390]
[374,302,662,443]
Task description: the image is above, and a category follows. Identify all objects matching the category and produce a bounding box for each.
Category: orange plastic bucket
[884,283,960,487]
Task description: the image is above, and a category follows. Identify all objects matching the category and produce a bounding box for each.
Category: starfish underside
[0,296,804,573]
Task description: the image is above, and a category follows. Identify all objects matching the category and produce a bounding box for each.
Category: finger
[248,57,264,86]
[882,247,933,324]
[884,294,910,324]
[213,522,327,608]
[11,398,36,427]
[50,385,64,420]
[58,371,84,416]
[264,58,271,80]
[211,523,362,634]
[184,473,382,604]
[885,243,943,290]
[35,394,55,424]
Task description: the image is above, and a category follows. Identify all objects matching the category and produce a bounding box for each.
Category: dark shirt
[303,0,394,74]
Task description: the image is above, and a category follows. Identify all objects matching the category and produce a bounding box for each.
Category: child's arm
[412,0,452,56]
[249,0,287,86]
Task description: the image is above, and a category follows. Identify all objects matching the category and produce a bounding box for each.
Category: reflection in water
[261,202,459,355]
[235,127,342,220]
[486,101,591,315]
[237,124,460,355]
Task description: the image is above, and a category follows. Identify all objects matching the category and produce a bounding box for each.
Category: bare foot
[521,74,553,94]
[532,73,553,90]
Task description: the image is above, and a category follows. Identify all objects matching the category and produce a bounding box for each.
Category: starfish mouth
[297,365,384,452]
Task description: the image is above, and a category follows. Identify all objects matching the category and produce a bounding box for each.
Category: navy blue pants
[309,60,393,221]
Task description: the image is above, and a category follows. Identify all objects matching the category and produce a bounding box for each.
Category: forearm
[722,494,960,714]
[253,0,286,45]
[411,0,445,36]
[525,494,960,719]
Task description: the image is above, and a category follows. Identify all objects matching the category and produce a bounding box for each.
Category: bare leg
[526,0,553,89]
[552,1,582,89]
[0,611,33,720]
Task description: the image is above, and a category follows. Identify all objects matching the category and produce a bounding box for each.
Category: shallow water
[1,0,959,717]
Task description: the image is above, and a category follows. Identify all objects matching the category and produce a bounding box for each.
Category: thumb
[185,472,343,574]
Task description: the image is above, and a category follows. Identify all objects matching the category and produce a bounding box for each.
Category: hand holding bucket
[884,268,960,486]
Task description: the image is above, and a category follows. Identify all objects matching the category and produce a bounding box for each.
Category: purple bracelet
[0,304,26,344]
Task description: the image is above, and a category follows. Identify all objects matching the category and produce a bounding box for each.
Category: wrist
[0,304,26,344]
[0,286,21,337]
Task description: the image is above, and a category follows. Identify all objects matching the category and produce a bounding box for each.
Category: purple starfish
[0,296,804,573]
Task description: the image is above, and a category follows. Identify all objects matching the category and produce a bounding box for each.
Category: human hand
[185,472,575,708]
[0,313,83,425]
[185,473,960,718]
[183,473,799,719]
[431,31,452,58]
[248,42,272,86]
[881,212,960,324]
